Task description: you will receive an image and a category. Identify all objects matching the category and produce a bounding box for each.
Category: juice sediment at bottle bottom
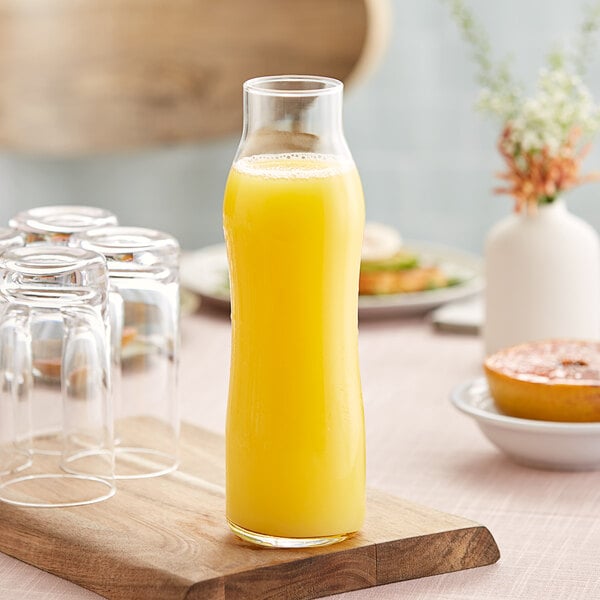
[224,152,366,539]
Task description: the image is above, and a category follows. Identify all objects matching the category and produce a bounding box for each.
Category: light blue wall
[1,0,599,252]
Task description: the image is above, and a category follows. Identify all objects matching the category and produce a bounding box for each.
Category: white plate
[451,378,600,471]
[180,242,483,316]
[358,242,483,317]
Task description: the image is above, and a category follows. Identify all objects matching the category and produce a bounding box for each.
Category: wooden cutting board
[0,0,390,154]
[0,423,500,600]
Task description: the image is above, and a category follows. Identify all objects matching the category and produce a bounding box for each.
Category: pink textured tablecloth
[1,304,599,600]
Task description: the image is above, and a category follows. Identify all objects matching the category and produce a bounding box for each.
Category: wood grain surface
[0,422,500,600]
[0,0,389,155]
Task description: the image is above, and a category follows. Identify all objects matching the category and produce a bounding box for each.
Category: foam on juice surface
[233,153,353,179]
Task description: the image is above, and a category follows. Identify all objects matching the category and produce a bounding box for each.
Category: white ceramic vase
[484,199,600,356]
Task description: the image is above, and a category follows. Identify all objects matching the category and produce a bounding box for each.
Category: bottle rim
[243,75,343,97]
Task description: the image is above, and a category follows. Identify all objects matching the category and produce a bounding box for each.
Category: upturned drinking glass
[8,206,118,447]
[74,226,180,479]
[224,75,366,547]
[0,246,114,507]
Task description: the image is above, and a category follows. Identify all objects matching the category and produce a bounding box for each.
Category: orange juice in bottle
[224,76,365,547]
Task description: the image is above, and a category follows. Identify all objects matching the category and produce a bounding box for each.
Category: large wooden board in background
[0,0,390,155]
[0,423,499,600]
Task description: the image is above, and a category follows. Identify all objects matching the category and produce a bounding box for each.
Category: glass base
[0,474,115,508]
[228,519,353,548]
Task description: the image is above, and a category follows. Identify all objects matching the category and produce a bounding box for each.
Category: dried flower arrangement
[446,0,600,213]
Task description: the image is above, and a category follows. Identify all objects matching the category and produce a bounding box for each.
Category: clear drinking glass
[0,246,114,507]
[8,206,118,444]
[223,76,366,547]
[9,205,118,245]
[74,226,180,479]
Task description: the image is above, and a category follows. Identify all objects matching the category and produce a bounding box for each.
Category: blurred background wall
[0,0,598,252]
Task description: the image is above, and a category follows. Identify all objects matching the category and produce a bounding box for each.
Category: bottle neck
[236,76,350,160]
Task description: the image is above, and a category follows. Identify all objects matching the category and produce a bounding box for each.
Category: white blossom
[480,64,600,156]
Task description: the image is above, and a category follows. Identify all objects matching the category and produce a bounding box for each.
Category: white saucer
[451,378,600,471]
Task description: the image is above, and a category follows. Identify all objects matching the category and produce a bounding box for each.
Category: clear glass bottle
[223,76,365,547]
